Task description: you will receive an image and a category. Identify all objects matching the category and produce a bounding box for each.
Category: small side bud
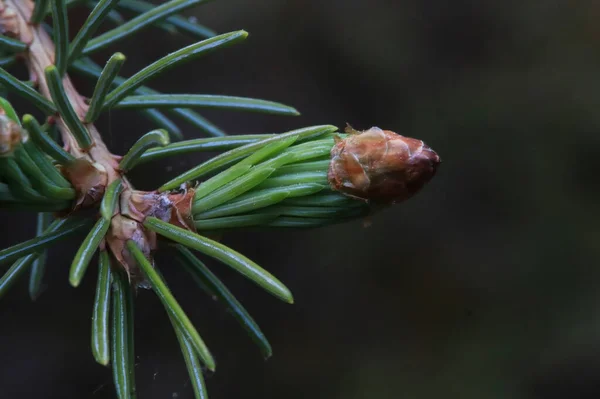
[61,159,108,209]
[105,214,156,287]
[123,186,196,232]
[328,127,440,204]
[0,115,22,156]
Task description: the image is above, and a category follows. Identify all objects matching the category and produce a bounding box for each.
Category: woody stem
[4,0,128,189]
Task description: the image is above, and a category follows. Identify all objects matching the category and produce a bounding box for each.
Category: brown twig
[4,0,123,182]
[0,0,195,284]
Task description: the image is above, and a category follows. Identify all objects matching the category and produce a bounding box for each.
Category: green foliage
[70,58,227,137]
[28,212,51,299]
[0,35,27,53]
[111,267,136,399]
[23,114,75,164]
[91,251,112,366]
[102,30,247,109]
[128,239,216,370]
[69,0,123,63]
[0,66,56,113]
[85,52,126,122]
[51,0,70,76]
[100,179,123,219]
[159,125,335,191]
[69,217,111,286]
[0,217,90,265]
[45,65,93,148]
[118,129,169,172]
[175,244,272,358]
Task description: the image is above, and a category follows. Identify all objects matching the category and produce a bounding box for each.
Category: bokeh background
[3,0,600,398]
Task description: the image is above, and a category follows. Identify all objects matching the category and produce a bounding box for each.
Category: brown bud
[123,187,196,232]
[0,115,22,156]
[328,126,440,204]
[105,214,156,288]
[60,159,108,209]
[0,5,20,40]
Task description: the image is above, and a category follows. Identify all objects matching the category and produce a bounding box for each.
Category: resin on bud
[122,185,196,232]
[108,185,197,286]
[328,126,440,204]
[180,124,440,232]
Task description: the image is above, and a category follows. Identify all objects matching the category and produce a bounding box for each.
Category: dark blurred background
[3,0,600,398]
